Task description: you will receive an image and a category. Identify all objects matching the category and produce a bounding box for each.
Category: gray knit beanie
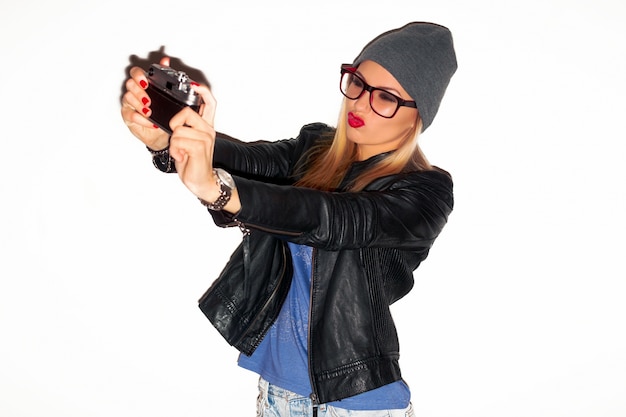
[353,22,457,131]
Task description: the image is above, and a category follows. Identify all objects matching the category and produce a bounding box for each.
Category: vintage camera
[145,63,203,134]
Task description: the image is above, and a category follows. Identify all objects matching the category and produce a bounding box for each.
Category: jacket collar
[339,151,393,190]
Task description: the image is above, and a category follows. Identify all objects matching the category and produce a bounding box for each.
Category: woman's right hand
[121,57,171,151]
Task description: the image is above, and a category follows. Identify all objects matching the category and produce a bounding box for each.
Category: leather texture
[197,123,454,404]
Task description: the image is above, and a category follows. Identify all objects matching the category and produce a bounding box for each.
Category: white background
[1,0,625,416]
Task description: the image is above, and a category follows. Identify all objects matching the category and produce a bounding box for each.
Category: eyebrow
[354,69,403,97]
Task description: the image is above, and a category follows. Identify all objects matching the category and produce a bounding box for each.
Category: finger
[121,103,157,129]
[169,107,212,133]
[173,150,188,172]
[122,92,152,124]
[170,137,213,191]
[124,68,152,115]
[169,128,208,161]
[122,86,149,115]
[160,56,170,67]
[191,84,217,126]
[130,66,150,89]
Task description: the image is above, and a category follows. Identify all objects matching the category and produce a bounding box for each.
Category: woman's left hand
[168,84,221,204]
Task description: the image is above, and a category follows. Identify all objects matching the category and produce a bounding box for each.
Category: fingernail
[190,82,200,86]
[153,124,159,129]
[140,80,148,89]
[142,107,149,115]
[142,97,149,105]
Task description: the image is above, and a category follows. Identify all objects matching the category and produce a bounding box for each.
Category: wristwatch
[199,168,236,211]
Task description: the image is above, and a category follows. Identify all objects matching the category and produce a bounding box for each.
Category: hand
[121,57,171,150]
[168,83,222,204]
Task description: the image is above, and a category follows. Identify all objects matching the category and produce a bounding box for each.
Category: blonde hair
[295,103,430,192]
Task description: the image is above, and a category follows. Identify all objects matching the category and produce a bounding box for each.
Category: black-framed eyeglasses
[340,64,417,118]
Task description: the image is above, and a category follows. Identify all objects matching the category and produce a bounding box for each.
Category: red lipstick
[348,112,365,128]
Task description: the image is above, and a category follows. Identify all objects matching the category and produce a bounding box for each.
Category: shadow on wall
[119,45,211,103]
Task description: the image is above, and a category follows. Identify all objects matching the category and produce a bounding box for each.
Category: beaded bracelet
[146,146,176,173]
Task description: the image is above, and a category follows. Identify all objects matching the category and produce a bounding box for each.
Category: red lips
[348,112,365,128]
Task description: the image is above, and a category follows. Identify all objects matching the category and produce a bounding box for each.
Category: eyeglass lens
[340,72,400,118]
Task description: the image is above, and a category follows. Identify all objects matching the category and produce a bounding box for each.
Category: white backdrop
[1,1,625,416]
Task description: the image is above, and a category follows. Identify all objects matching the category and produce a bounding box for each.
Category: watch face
[215,168,236,189]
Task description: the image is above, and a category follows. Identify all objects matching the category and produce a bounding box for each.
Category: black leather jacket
[190,123,454,405]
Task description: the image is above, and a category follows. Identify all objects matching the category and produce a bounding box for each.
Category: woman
[121,21,457,417]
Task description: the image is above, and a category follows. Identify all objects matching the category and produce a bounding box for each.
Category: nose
[353,89,371,113]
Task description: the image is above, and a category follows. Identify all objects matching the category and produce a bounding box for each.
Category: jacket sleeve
[231,168,454,251]
[212,123,331,180]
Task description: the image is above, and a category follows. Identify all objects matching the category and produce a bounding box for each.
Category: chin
[346,127,367,144]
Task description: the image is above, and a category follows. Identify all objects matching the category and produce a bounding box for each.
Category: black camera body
[145,64,203,134]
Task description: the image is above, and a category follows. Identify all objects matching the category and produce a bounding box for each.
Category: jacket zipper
[233,218,303,237]
[233,218,250,236]
[308,247,320,415]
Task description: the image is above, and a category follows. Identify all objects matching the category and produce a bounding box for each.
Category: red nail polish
[142,107,149,115]
[190,81,200,86]
[153,124,159,129]
[142,97,149,105]
[140,80,148,89]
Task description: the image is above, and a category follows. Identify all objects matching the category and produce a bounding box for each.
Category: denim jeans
[256,378,415,417]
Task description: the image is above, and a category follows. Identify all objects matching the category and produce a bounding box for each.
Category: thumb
[192,84,217,127]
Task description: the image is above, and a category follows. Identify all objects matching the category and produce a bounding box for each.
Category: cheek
[386,115,415,136]
[397,111,417,129]
[395,113,418,134]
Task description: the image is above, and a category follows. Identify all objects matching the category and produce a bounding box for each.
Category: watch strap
[199,169,232,211]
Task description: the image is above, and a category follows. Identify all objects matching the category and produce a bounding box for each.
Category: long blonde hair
[295,103,430,192]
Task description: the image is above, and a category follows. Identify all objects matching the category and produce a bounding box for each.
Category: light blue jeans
[256,378,415,417]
